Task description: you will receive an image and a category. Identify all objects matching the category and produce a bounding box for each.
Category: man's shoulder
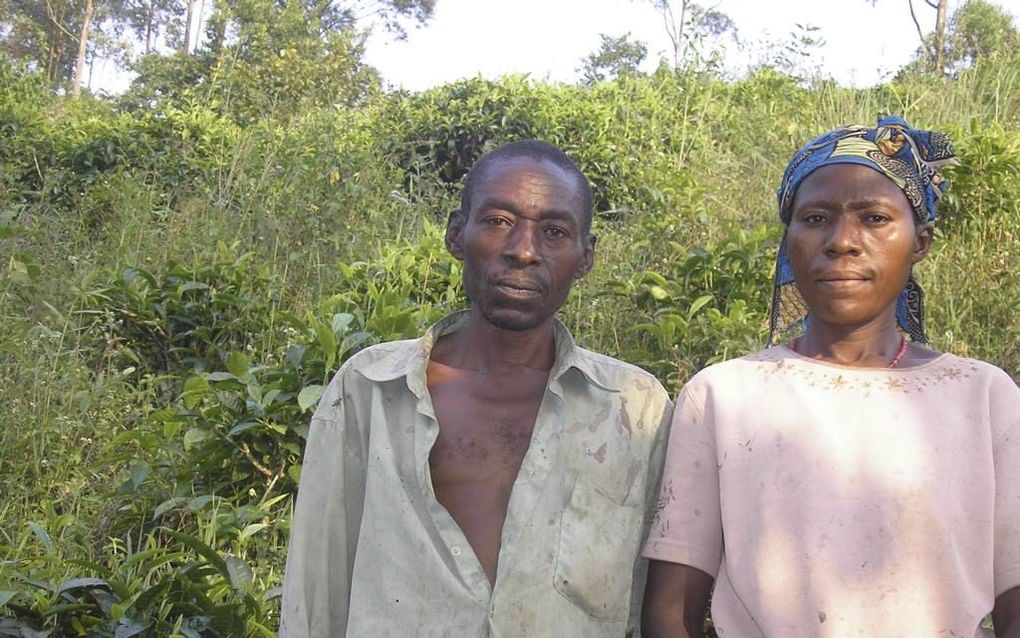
[338,338,422,382]
[572,346,669,399]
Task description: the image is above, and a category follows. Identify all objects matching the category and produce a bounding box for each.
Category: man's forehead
[474,156,580,202]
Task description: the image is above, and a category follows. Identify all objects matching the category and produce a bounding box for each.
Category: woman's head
[768,116,957,345]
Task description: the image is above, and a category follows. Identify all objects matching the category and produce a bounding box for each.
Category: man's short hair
[459,140,595,233]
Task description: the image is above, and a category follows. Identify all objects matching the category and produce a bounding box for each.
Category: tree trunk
[145,4,154,54]
[675,0,688,66]
[46,8,64,86]
[71,0,94,97]
[933,0,949,74]
[182,0,197,53]
[194,0,207,51]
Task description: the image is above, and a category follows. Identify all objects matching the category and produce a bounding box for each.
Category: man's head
[446,140,596,332]
[459,140,595,234]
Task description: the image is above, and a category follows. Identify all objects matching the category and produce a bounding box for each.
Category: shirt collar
[356,309,619,393]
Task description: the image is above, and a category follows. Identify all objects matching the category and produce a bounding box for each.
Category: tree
[578,32,648,85]
[0,0,138,92]
[641,0,735,70]
[71,0,95,95]
[945,0,1017,70]
[121,0,434,122]
[867,0,950,74]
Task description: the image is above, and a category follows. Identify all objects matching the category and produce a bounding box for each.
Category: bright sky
[90,0,1019,93]
[363,0,1020,89]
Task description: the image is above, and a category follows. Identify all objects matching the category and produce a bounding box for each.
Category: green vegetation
[2,7,1020,634]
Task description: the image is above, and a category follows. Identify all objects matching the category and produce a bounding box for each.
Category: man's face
[447,156,595,332]
[787,163,932,330]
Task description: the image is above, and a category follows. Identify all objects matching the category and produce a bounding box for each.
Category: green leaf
[313,318,337,355]
[687,294,714,319]
[164,530,229,582]
[297,385,324,412]
[331,312,355,336]
[129,461,151,491]
[152,497,188,520]
[28,521,53,553]
[182,375,211,409]
[0,591,15,607]
[224,555,252,591]
[284,344,307,368]
[649,285,669,301]
[228,420,259,437]
[239,523,268,540]
[182,428,211,451]
[227,351,250,378]
[58,578,110,594]
[114,618,151,638]
[206,372,237,382]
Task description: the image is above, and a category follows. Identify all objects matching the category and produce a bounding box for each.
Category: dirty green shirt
[280,311,672,637]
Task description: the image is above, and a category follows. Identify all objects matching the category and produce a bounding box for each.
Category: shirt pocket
[553,478,642,622]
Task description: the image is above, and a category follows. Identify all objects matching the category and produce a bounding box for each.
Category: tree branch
[907,0,933,60]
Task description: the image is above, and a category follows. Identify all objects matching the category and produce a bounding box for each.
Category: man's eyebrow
[476,197,580,225]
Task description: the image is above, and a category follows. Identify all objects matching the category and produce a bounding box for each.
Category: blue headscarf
[769,115,957,345]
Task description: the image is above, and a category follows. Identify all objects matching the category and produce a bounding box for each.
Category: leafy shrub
[938,123,1020,226]
[77,245,278,377]
[608,227,775,390]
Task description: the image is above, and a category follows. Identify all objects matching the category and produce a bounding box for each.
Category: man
[641,117,1020,637]
[281,140,672,637]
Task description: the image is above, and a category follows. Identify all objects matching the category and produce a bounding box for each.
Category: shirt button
[451,546,462,557]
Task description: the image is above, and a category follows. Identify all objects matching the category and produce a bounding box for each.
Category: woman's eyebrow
[795,196,897,210]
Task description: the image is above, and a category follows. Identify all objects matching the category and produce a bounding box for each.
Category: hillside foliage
[1,31,1020,636]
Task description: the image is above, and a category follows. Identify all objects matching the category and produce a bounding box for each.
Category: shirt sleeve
[641,379,723,578]
[995,418,1020,597]
[280,365,369,637]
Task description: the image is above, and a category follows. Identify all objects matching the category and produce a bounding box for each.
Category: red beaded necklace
[791,335,909,369]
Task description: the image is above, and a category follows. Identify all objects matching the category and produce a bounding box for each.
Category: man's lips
[492,280,543,299]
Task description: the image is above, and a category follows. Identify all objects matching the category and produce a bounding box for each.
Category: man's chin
[480,306,549,332]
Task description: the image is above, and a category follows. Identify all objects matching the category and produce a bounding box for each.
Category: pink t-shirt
[643,347,1020,637]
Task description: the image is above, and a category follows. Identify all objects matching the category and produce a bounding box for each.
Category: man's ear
[446,209,466,260]
[912,222,934,264]
[574,233,597,280]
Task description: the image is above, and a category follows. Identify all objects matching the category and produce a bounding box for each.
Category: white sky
[90,0,1020,93]
[363,0,1020,89]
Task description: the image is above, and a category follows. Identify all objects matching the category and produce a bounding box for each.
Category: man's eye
[803,213,826,224]
[864,213,890,224]
[544,227,568,238]
[485,217,510,226]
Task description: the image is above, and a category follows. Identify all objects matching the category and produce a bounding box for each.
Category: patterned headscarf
[768,115,957,345]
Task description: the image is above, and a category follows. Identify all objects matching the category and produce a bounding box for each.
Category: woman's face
[787,164,932,332]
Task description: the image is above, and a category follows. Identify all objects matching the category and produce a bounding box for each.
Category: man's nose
[503,223,540,265]
[824,215,862,256]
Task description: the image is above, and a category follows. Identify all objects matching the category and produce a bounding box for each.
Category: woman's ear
[912,222,934,264]
[446,209,466,260]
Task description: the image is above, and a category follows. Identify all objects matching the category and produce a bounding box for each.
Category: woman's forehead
[793,164,912,210]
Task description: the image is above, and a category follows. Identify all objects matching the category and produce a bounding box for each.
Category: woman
[640,117,1020,637]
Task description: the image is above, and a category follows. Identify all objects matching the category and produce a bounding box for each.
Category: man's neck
[430,308,557,373]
